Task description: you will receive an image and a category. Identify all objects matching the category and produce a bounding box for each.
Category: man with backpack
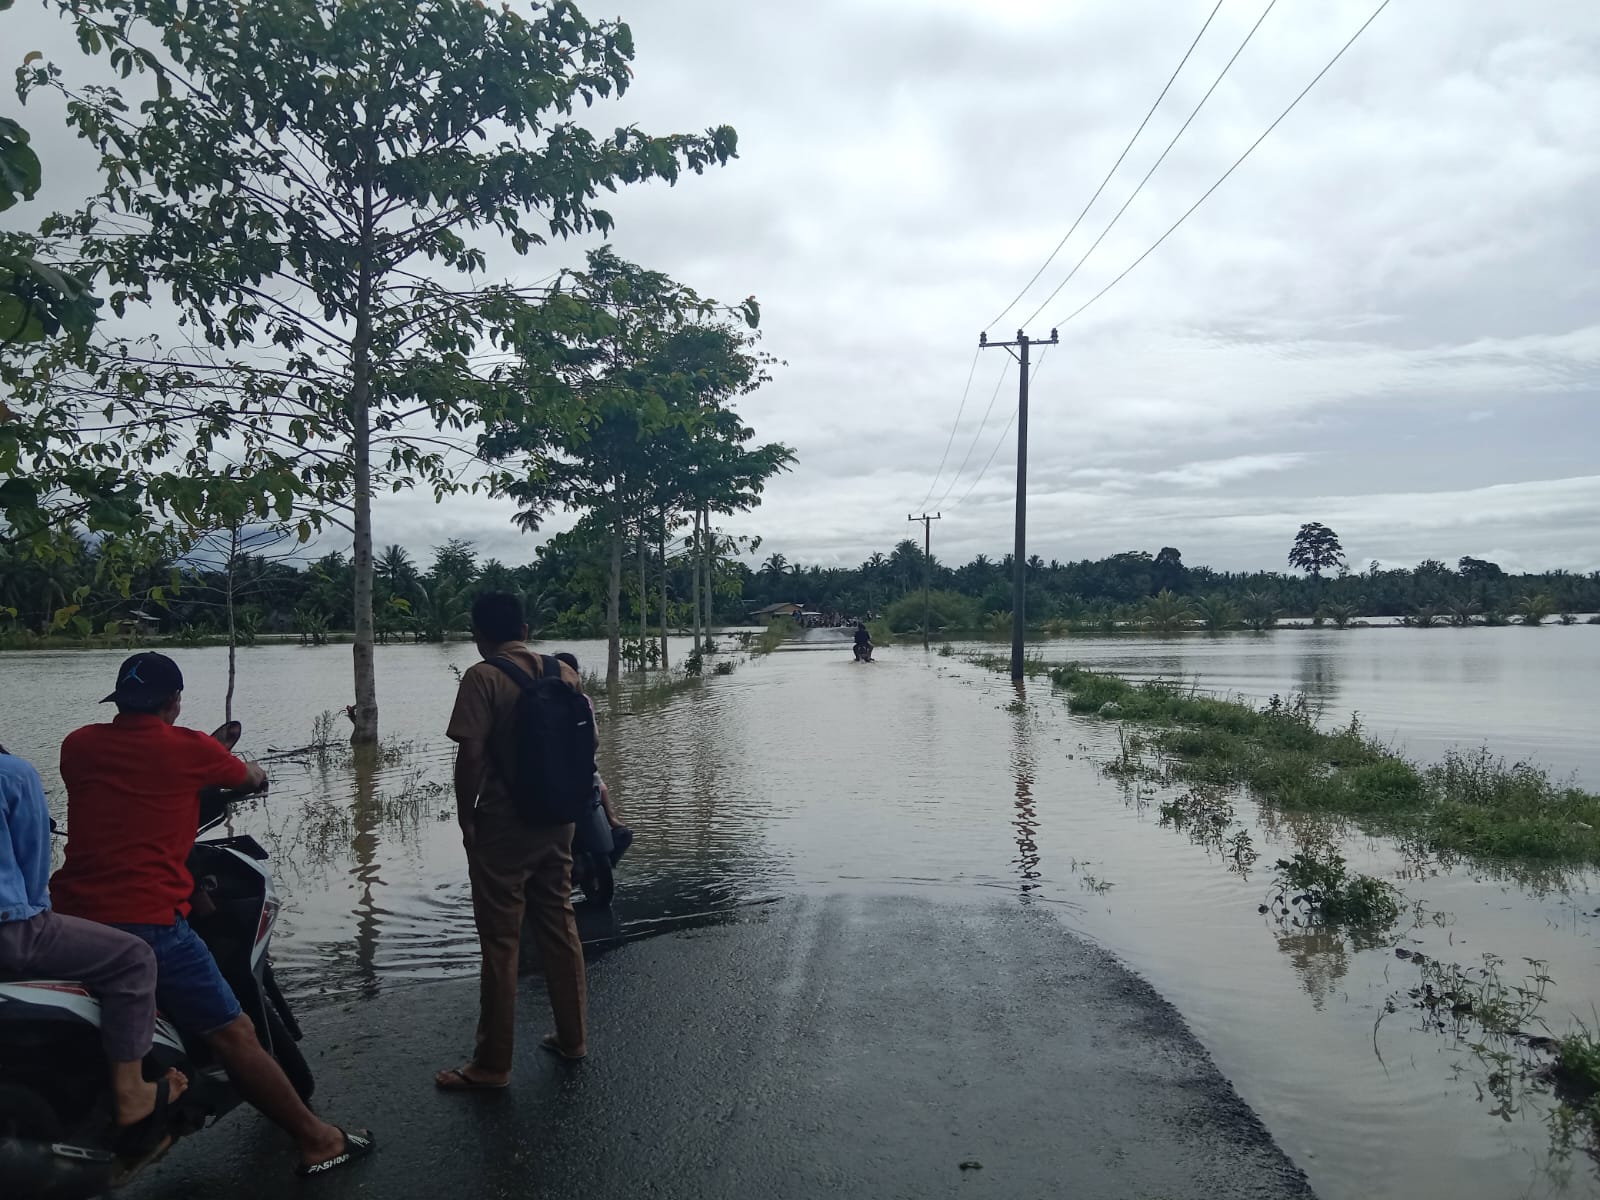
[436,593,593,1091]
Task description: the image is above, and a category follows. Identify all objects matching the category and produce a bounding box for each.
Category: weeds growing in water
[713,659,737,676]
[1268,842,1401,934]
[1046,663,1600,870]
[749,624,789,656]
[964,650,1050,677]
[938,643,955,657]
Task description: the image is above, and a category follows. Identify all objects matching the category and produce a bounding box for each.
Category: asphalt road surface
[121,896,1314,1200]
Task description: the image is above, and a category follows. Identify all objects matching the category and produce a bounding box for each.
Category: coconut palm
[1141,589,1195,633]
[377,544,417,598]
[1516,592,1554,626]
[1318,601,1359,630]
[1445,600,1479,627]
[1241,591,1280,632]
[1409,605,1441,628]
[1194,594,1241,632]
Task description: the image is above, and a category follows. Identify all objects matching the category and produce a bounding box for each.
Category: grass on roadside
[1046,663,1600,868]
[747,623,789,656]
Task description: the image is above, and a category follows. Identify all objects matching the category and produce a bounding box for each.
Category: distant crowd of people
[0,590,632,1178]
[791,610,871,629]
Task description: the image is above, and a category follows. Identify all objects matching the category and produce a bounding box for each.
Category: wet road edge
[123,895,1316,1199]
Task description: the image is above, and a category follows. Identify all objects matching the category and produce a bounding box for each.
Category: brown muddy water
[4,624,1600,1200]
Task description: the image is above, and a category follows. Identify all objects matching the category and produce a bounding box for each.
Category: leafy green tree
[1152,546,1189,594]
[488,249,787,685]
[428,540,479,591]
[1457,556,1504,581]
[14,0,738,742]
[1288,522,1346,579]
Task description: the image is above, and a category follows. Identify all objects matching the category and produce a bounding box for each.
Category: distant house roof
[752,602,803,615]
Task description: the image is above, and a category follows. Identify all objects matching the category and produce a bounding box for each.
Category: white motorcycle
[0,779,310,1198]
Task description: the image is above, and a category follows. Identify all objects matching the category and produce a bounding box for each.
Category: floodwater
[4,624,1600,1200]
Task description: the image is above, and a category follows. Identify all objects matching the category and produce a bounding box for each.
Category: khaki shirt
[446,642,584,817]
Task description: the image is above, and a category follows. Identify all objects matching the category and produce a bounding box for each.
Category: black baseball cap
[100,652,185,706]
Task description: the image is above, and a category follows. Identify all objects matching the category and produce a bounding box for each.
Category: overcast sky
[7,0,1599,574]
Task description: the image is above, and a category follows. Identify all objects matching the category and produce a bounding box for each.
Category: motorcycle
[0,777,311,1199]
[570,783,633,907]
[853,640,874,662]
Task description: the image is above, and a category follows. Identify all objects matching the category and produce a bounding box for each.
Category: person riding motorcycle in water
[853,622,873,661]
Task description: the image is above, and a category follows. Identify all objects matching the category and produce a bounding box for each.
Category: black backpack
[488,655,597,826]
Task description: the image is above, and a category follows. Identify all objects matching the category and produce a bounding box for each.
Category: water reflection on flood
[1009,681,1042,898]
[3,626,1600,1200]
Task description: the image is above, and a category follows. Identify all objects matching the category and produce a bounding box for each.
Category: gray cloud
[4,0,1597,574]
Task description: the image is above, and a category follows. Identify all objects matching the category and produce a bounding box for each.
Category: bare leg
[111,1062,187,1126]
[205,1015,346,1166]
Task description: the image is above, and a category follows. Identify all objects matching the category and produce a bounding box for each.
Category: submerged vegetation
[1269,843,1401,933]
[1046,664,1600,868]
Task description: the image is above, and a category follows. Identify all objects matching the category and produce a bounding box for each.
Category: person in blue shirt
[0,742,187,1150]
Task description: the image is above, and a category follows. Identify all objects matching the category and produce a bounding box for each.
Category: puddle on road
[6,627,1600,1200]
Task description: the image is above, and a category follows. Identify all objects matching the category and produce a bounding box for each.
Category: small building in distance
[751,602,804,622]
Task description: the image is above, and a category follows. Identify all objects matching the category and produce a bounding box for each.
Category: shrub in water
[1271,844,1400,932]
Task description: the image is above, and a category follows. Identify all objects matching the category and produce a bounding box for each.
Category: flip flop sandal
[114,1076,181,1160]
[539,1034,586,1062]
[296,1128,375,1177]
[434,1067,509,1091]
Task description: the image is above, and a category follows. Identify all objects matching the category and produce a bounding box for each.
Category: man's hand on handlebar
[243,761,269,796]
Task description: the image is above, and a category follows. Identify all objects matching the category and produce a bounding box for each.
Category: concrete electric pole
[978,327,1057,679]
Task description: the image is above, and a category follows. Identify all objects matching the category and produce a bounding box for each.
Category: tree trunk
[224,524,239,724]
[658,510,669,670]
[606,521,623,689]
[637,518,647,670]
[349,182,379,746]
[690,507,702,658]
[701,506,714,652]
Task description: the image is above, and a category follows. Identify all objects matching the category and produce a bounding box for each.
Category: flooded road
[4,625,1600,1199]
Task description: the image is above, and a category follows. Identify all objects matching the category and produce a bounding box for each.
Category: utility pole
[979,327,1058,680]
[907,511,941,649]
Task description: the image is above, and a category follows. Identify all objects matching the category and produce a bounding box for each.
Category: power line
[985,0,1225,332]
[1020,0,1280,329]
[953,350,1051,508]
[916,346,981,511]
[1052,0,1393,330]
[937,357,1012,507]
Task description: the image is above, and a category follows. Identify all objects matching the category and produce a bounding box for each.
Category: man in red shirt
[52,653,373,1177]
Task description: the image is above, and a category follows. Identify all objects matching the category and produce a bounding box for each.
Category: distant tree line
[741,523,1600,633]
[0,528,758,652]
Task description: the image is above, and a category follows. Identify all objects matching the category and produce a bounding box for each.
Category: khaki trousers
[466,810,587,1072]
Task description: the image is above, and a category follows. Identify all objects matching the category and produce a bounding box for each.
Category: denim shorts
[112,916,243,1037]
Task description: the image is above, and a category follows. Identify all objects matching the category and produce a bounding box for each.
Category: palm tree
[1516,592,1554,626]
[1445,600,1479,627]
[1318,601,1359,630]
[1141,589,1195,633]
[1409,605,1441,628]
[477,558,515,593]
[1194,594,1241,632]
[1241,591,1280,632]
[377,544,416,596]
